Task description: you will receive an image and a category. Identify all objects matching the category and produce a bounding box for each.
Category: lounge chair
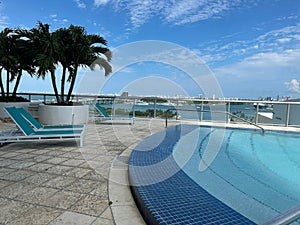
[17,107,84,130]
[1,107,85,147]
[94,103,134,125]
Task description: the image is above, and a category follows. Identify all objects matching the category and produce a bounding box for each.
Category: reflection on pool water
[173,126,300,223]
[129,125,300,224]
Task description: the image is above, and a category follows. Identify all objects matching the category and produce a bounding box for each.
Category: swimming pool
[129,125,300,224]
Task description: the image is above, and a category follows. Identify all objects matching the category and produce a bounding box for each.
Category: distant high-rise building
[121,91,129,97]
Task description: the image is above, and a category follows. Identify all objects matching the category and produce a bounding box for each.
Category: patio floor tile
[11,205,63,225]
[48,211,96,225]
[70,194,109,217]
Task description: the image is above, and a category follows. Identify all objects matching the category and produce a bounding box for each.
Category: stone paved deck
[0,118,178,225]
[1,117,299,225]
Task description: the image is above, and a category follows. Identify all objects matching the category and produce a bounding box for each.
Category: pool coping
[108,143,146,225]
[182,120,300,133]
[108,121,300,225]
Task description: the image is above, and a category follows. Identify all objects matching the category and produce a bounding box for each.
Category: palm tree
[0,28,18,100]
[51,27,74,102]
[0,28,35,101]
[11,33,36,99]
[25,22,112,104]
[22,22,60,103]
[65,25,112,102]
[0,28,12,98]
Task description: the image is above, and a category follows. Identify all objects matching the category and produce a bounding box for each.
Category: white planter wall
[39,104,89,125]
[0,102,30,118]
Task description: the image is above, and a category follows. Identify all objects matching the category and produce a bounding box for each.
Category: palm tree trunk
[50,69,60,103]
[6,70,10,99]
[66,65,78,102]
[12,69,22,98]
[0,69,5,98]
[60,66,66,103]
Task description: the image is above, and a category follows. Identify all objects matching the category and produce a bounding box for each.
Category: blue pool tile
[129,124,256,225]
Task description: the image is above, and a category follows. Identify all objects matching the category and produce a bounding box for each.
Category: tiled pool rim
[128,124,256,225]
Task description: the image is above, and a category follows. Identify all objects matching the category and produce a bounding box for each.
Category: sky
[1,0,300,99]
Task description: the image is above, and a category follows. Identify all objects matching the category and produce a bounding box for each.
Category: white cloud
[164,0,236,25]
[199,22,300,65]
[257,23,300,43]
[74,0,86,9]
[94,0,110,7]
[285,79,300,93]
[200,20,300,97]
[99,0,257,31]
[277,38,291,43]
[0,15,8,30]
[48,14,69,24]
[127,0,163,29]
[211,49,300,97]
[215,49,300,78]
[0,0,8,27]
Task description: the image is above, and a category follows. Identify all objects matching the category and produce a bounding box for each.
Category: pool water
[130,125,256,225]
[173,127,300,223]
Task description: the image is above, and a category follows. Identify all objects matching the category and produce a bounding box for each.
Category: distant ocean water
[101,103,270,121]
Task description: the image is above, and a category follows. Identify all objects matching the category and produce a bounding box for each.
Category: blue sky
[1,0,300,99]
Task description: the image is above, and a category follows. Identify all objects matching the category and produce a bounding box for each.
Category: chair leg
[80,135,84,147]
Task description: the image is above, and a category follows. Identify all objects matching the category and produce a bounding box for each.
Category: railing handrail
[13,92,300,105]
[224,110,265,133]
[165,108,265,134]
[262,204,300,225]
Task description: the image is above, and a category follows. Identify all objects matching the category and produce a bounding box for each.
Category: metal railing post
[154,98,157,118]
[227,102,231,123]
[285,104,290,127]
[176,100,179,119]
[133,99,136,118]
[200,101,203,121]
[165,110,168,127]
[113,100,116,116]
[255,102,259,124]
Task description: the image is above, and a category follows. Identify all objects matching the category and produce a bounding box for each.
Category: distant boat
[159,102,177,106]
[135,100,149,106]
[253,103,268,109]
